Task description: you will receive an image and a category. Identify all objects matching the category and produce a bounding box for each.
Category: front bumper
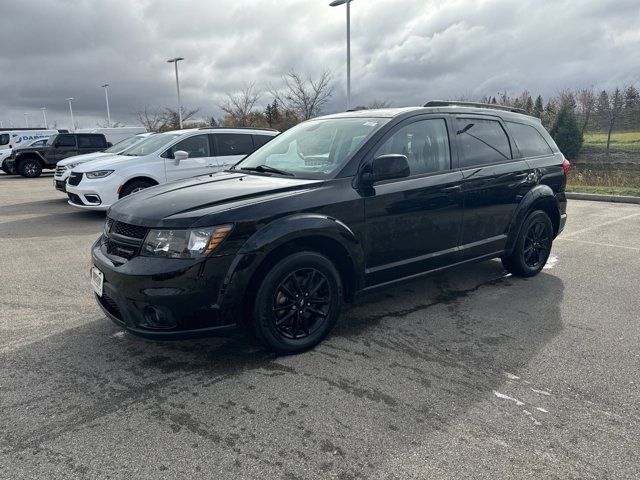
[91,238,241,339]
[66,180,119,211]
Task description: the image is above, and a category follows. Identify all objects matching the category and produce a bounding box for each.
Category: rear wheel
[17,157,42,178]
[1,163,16,175]
[501,210,553,277]
[252,251,342,354]
[120,179,154,198]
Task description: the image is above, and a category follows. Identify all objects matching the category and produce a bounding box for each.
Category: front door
[454,116,531,259]
[363,116,464,286]
[163,134,217,182]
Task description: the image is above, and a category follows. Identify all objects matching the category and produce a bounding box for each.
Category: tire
[120,179,154,198]
[1,164,16,175]
[252,251,343,354]
[17,157,42,178]
[501,210,553,277]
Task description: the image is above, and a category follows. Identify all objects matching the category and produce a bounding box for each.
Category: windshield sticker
[363,121,378,127]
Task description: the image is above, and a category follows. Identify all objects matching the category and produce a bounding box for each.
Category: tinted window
[456,118,511,168]
[78,135,105,148]
[375,119,451,175]
[506,121,553,157]
[253,134,274,149]
[166,134,210,159]
[0,134,9,145]
[56,135,76,147]
[215,134,254,156]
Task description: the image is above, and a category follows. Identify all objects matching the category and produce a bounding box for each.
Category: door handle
[442,185,462,193]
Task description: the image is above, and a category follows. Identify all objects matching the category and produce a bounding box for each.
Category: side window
[374,118,451,176]
[57,135,76,147]
[506,122,553,157]
[215,134,254,156]
[0,134,9,145]
[90,135,107,148]
[456,118,511,168]
[165,134,210,159]
[78,136,92,148]
[253,134,274,149]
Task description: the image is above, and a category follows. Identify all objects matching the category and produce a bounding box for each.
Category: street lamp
[329,0,353,110]
[101,84,111,127]
[66,97,75,131]
[41,107,48,129]
[24,113,29,128]
[167,57,184,128]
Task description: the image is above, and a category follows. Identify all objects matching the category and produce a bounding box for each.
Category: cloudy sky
[1,0,639,130]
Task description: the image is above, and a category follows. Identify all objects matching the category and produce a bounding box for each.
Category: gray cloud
[1,0,638,129]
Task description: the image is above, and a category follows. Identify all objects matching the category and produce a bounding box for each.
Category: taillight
[561,156,571,175]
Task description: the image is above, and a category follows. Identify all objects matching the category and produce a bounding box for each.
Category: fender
[15,150,46,165]
[504,184,559,254]
[217,213,366,308]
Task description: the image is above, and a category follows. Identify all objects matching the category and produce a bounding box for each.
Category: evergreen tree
[550,105,583,160]
[533,95,544,119]
[595,90,611,131]
[524,96,534,114]
[264,99,281,127]
[623,85,640,130]
[542,100,557,129]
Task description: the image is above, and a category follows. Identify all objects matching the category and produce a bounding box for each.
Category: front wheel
[120,179,154,198]
[252,251,343,354]
[502,210,553,277]
[17,158,42,178]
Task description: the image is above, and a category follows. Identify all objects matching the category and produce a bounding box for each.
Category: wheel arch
[505,185,560,255]
[118,176,159,198]
[16,151,46,166]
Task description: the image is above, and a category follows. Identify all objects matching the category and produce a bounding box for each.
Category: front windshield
[234,117,388,178]
[121,133,181,156]
[104,135,146,153]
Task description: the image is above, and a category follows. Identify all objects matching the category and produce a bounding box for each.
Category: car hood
[14,146,52,155]
[108,171,324,227]
[72,154,136,171]
[57,151,111,166]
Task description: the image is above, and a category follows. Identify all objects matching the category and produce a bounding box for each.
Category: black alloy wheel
[272,268,331,340]
[501,210,553,277]
[253,251,342,354]
[18,158,42,178]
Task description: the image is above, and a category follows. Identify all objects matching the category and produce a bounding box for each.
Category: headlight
[66,163,78,169]
[86,170,114,179]
[141,225,233,259]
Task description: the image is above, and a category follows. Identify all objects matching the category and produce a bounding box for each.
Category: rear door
[212,133,255,170]
[454,116,531,259]
[163,134,217,181]
[363,115,465,286]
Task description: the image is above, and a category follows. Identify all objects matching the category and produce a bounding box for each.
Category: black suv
[7,133,110,177]
[92,102,568,353]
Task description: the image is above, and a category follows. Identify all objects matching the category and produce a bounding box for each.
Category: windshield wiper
[240,165,294,176]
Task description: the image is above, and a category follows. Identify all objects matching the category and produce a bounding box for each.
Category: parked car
[66,127,278,210]
[0,128,60,174]
[54,133,153,192]
[91,102,568,354]
[5,132,111,177]
[75,127,147,145]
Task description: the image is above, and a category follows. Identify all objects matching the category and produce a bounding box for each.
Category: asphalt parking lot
[1,173,639,479]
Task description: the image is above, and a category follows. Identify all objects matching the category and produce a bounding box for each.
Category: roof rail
[197,126,279,132]
[424,100,529,115]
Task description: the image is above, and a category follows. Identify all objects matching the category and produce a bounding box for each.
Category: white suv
[54,133,153,192]
[65,127,278,211]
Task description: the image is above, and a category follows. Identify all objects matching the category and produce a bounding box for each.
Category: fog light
[85,194,101,204]
[142,305,177,329]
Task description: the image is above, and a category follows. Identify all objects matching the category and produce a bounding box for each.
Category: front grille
[67,193,83,205]
[106,238,139,260]
[98,293,122,321]
[55,165,67,176]
[68,172,82,186]
[113,221,148,240]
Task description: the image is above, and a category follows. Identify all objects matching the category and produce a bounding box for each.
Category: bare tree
[270,70,334,120]
[576,87,596,134]
[136,107,164,132]
[367,99,391,109]
[220,82,261,127]
[602,87,624,158]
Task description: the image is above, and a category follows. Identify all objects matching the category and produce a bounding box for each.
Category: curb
[566,192,640,204]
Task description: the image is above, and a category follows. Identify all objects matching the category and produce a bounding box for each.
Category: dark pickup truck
[5,133,110,178]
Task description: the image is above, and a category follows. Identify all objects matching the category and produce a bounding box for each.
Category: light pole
[101,84,111,127]
[24,113,29,128]
[66,97,75,131]
[41,107,48,128]
[330,0,353,110]
[167,57,184,128]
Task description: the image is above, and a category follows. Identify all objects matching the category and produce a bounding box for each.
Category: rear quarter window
[506,121,553,157]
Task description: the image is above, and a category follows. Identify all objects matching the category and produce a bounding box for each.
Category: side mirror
[173,150,189,165]
[362,154,410,185]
